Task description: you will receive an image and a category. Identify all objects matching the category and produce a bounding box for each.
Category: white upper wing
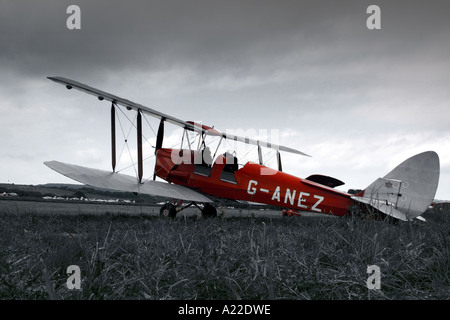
[48,76,310,157]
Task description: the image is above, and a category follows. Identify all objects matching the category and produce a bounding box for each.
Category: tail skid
[352,151,440,221]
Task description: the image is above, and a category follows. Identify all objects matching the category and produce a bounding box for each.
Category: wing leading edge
[44,160,213,203]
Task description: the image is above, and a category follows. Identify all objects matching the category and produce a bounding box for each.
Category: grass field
[0,199,448,300]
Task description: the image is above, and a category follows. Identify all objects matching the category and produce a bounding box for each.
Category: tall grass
[0,207,448,300]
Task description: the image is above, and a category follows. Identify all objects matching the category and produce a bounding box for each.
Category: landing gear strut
[201,203,217,218]
[160,203,177,218]
[159,201,217,219]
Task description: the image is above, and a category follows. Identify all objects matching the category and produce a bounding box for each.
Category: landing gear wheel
[201,203,217,218]
[160,203,177,218]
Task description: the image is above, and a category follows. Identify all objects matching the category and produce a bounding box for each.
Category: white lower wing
[44,161,212,203]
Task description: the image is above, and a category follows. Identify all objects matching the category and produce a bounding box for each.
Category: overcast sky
[1,0,449,200]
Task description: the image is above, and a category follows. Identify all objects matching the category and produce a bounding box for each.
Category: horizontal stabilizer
[352,192,411,221]
[44,161,212,203]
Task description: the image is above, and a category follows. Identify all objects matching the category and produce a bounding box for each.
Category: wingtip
[296,150,312,157]
[47,76,64,84]
[43,160,55,167]
[47,76,68,83]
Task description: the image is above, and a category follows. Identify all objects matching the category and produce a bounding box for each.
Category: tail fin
[352,151,440,221]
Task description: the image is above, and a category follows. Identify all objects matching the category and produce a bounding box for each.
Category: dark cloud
[0,1,370,75]
[2,0,449,84]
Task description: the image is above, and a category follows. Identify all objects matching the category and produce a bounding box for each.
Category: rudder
[352,151,440,221]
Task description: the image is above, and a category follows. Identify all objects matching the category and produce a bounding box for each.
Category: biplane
[45,77,440,221]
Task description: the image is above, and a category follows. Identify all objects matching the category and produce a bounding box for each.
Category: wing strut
[111,103,117,172]
[137,109,143,183]
[277,150,283,172]
[153,118,165,180]
[258,145,263,165]
[155,119,165,154]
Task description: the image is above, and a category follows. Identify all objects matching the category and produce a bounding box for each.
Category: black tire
[160,203,177,218]
[201,203,217,218]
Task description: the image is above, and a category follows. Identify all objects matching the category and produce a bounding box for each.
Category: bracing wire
[115,109,138,177]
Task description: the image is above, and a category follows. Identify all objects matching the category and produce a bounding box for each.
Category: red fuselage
[155,148,354,216]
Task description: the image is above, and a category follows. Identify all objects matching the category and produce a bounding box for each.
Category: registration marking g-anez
[247,179,325,212]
